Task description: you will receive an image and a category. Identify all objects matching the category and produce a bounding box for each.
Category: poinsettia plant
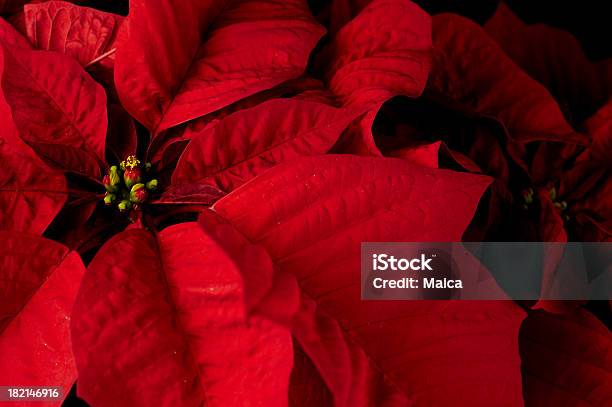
[0,0,609,406]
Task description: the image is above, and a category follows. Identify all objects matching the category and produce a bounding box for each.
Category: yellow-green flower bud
[146,179,158,191]
[104,193,116,205]
[130,183,147,203]
[117,199,132,212]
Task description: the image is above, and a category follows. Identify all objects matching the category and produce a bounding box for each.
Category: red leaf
[320,0,431,154]
[0,40,107,176]
[173,99,358,192]
[323,0,430,110]
[326,0,371,35]
[0,137,67,235]
[155,183,226,205]
[211,155,524,405]
[384,141,440,168]
[115,0,324,133]
[584,99,612,163]
[485,3,612,124]
[0,16,32,48]
[71,221,294,406]
[147,77,337,162]
[537,188,568,243]
[0,232,85,403]
[0,91,67,234]
[520,309,612,406]
[430,14,585,147]
[558,101,612,241]
[22,1,122,70]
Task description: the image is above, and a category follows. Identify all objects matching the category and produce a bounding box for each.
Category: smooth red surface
[211,155,525,406]
[0,33,106,176]
[430,14,584,147]
[321,0,431,155]
[0,82,66,235]
[115,0,324,133]
[71,221,294,406]
[485,3,612,123]
[0,232,85,406]
[173,99,357,192]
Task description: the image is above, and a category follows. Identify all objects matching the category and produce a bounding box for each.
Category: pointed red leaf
[430,14,585,147]
[384,141,441,168]
[22,1,122,71]
[211,155,525,405]
[0,41,107,176]
[173,99,358,192]
[0,91,66,234]
[71,221,294,406]
[320,0,431,154]
[584,99,612,163]
[0,232,85,403]
[323,0,430,110]
[115,0,324,133]
[485,3,612,123]
[520,309,612,406]
[0,17,31,49]
[0,137,67,235]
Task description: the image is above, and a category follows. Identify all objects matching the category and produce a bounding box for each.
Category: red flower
[0,1,609,406]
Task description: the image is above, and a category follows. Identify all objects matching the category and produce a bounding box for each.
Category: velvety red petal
[430,14,586,148]
[0,232,85,404]
[22,1,122,71]
[0,32,107,176]
[71,221,294,406]
[320,0,431,155]
[384,141,440,168]
[173,99,358,192]
[0,88,67,234]
[115,0,324,133]
[211,155,524,405]
[485,3,612,124]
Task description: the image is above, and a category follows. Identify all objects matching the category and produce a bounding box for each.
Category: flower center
[102,155,158,214]
[521,186,569,221]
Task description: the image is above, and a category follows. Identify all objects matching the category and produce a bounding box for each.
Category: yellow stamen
[122,155,141,170]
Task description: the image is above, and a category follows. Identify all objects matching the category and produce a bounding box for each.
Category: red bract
[172,99,357,192]
[115,0,325,133]
[0,0,610,406]
[0,232,85,397]
[0,19,107,176]
[0,89,66,233]
[318,0,431,155]
[22,2,122,69]
[485,3,612,124]
[71,220,294,406]
[209,155,525,406]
